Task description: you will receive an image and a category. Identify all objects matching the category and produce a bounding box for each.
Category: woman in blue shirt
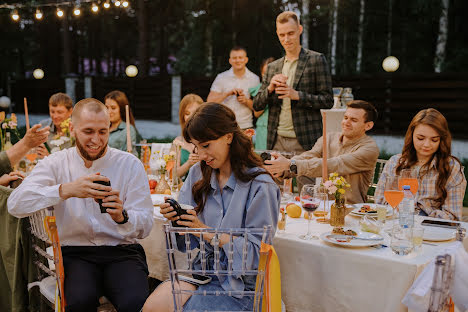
[143,103,280,312]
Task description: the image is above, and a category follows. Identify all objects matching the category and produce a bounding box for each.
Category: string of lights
[1,0,130,21]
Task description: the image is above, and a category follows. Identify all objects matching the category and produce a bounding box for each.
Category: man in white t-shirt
[207,47,260,129]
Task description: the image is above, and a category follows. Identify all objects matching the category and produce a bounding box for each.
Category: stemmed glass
[384,176,404,220]
[399,169,419,214]
[299,185,321,240]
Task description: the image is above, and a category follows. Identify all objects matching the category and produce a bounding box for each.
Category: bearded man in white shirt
[8,98,154,312]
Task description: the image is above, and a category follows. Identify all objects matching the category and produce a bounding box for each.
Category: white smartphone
[179,274,212,285]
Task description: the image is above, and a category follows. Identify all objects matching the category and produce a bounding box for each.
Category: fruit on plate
[150,189,156,194]
[149,179,157,189]
[294,196,300,201]
[286,203,301,218]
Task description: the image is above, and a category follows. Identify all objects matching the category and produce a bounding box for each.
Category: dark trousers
[62,244,149,312]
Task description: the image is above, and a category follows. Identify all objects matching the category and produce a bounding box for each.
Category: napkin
[402,241,468,311]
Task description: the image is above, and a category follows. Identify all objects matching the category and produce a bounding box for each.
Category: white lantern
[33,69,45,79]
[0,96,11,109]
[125,65,138,78]
[382,56,400,72]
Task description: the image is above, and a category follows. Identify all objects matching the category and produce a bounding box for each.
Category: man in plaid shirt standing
[253,11,333,153]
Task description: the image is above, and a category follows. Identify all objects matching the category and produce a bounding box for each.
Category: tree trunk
[434,0,449,73]
[330,0,339,75]
[356,0,365,73]
[137,0,149,77]
[301,0,310,49]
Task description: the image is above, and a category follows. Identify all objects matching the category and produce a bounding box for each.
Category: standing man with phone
[253,11,333,153]
[8,98,153,312]
[207,46,260,130]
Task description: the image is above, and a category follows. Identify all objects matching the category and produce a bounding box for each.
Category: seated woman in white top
[142,103,280,312]
[375,108,466,220]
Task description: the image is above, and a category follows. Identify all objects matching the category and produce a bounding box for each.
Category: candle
[24,98,30,131]
[322,110,328,181]
[125,105,132,153]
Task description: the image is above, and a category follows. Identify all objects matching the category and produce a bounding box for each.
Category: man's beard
[75,136,107,161]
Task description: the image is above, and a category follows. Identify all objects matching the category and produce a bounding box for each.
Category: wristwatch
[116,209,129,224]
[289,159,298,174]
[210,234,218,247]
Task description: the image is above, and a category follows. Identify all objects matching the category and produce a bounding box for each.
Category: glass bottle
[341,88,354,107]
[4,132,13,151]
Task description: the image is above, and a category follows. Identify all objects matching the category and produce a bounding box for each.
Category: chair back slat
[163,224,273,312]
[367,159,388,202]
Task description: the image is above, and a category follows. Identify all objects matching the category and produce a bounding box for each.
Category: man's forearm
[6,140,31,168]
[207,92,229,103]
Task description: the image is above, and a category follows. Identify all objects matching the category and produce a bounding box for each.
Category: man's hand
[275,85,300,100]
[59,174,112,200]
[264,152,291,177]
[268,74,288,93]
[23,124,50,149]
[101,190,124,223]
[236,89,249,106]
[36,144,50,158]
[0,171,25,187]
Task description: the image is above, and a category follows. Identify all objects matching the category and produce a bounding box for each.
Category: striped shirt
[375,154,466,220]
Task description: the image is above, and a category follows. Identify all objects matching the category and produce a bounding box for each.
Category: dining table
[138,195,468,312]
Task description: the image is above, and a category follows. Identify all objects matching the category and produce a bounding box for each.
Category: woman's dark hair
[104,90,135,126]
[183,102,269,213]
[396,108,462,209]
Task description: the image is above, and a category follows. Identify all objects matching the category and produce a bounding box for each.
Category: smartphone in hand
[165,198,194,227]
[94,179,111,213]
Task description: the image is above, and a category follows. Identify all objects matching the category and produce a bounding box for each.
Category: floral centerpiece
[0,112,19,151]
[322,172,351,227]
[48,118,74,153]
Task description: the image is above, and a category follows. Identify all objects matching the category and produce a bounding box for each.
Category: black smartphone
[165,198,191,227]
[94,180,111,213]
[260,152,271,163]
[421,219,459,229]
[9,177,23,189]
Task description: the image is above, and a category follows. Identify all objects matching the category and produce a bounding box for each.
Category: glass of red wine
[300,184,320,240]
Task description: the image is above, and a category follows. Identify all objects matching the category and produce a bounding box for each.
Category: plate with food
[349,203,392,217]
[320,227,384,247]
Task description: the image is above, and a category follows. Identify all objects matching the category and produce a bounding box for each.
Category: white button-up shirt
[210,67,260,129]
[8,147,154,246]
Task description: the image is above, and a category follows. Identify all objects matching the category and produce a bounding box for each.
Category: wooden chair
[164,225,279,312]
[27,208,116,312]
[367,159,388,202]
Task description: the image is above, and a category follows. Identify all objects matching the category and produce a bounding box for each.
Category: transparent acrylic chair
[164,224,274,312]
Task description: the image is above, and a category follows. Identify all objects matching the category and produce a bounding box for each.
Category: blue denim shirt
[178,162,280,292]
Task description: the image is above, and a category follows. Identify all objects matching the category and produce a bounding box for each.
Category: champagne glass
[384,176,404,220]
[314,185,330,224]
[399,169,419,214]
[299,185,320,240]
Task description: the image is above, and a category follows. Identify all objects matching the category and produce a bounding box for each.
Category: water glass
[390,224,414,255]
[412,226,424,251]
[376,205,387,224]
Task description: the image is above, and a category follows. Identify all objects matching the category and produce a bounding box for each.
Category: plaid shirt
[253,48,333,151]
[375,154,467,220]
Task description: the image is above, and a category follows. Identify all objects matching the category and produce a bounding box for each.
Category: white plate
[151,194,172,206]
[349,203,392,217]
[320,230,383,247]
[422,226,456,241]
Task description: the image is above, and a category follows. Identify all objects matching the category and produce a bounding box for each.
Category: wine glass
[384,176,404,220]
[299,185,320,240]
[399,169,419,214]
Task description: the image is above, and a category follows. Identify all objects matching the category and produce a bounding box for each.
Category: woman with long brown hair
[375,108,466,220]
[104,90,139,156]
[143,103,280,311]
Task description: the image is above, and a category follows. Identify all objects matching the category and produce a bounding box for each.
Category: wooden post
[24,98,30,131]
[322,111,328,181]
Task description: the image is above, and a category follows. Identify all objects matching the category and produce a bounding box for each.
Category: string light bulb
[11,10,20,21]
[56,8,64,18]
[74,7,81,16]
[35,9,43,20]
[92,3,99,13]
[103,1,110,9]
[115,1,121,7]
[122,1,129,7]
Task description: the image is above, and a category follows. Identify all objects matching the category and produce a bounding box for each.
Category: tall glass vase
[330,197,346,227]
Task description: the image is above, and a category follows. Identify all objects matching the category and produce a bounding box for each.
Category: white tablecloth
[139,207,468,312]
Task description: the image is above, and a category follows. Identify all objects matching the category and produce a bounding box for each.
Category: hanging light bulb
[122,1,129,7]
[103,1,110,9]
[11,9,20,21]
[92,3,99,13]
[74,7,81,16]
[115,1,121,7]
[56,7,64,18]
[35,8,43,20]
